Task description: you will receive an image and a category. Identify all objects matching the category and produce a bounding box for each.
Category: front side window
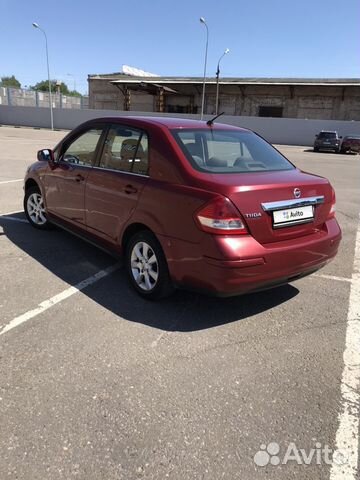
[99,125,149,175]
[172,129,294,173]
[61,128,103,166]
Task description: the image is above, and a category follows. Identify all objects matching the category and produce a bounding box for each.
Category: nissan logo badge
[294,188,301,199]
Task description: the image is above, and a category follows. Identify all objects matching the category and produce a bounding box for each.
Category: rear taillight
[195,196,248,235]
[328,187,336,219]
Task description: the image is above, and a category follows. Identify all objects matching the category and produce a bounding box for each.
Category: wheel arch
[121,223,155,252]
[25,178,40,191]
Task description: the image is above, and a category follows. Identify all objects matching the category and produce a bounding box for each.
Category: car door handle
[75,174,85,183]
[124,184,138,194]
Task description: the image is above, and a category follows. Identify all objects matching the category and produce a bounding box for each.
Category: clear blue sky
[1,0,359,94]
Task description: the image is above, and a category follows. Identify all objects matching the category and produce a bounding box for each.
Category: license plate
[323,141,330,144]
[273,205,314,227]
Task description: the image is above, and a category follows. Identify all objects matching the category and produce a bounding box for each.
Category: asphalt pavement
[0,126,359,480]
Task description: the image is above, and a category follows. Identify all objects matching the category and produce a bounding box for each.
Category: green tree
[31,80,81,96]
[68,89,81,97]
[0,75,21,88]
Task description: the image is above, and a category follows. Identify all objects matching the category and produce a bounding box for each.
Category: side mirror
[339,136,343,139]
[37,149,54,163]
[315,135,318,138]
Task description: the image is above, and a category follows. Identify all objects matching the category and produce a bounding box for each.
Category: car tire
[24,186,52,230]
[314,147,319,152]
[125,230,174,300]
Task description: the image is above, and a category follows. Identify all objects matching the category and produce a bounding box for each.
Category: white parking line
[313,273,352,283]
[0,263,121,337]
[0,210,24,217]
[330,215,360,480]
[0,211,27,224]
[1,216,28,223]
[0,179,23,185]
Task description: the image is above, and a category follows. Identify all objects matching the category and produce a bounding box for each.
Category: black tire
[125,230,174,300]
[340,148,347,154]
[313,147,319,152]
[24,186,52,230]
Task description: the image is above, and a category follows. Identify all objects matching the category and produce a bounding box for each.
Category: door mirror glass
[37,149,54,162]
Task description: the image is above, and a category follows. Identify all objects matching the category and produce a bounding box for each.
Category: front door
[45,127,104,226]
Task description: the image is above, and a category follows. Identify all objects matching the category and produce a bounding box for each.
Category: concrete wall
[1,104,360,146]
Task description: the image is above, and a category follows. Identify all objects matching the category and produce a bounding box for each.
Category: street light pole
[32,22,54,130]
[215,48,229,115]
[199,17,208,120]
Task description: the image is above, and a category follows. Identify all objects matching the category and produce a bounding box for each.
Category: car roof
[85,116,250,132]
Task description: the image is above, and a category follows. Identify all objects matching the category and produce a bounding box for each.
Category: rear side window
[99,125,149,175]
[172,129,294,173]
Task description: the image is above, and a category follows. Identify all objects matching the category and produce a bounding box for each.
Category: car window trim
[92,166,149,178]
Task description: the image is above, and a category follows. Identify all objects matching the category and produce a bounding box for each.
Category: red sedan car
[24,117,341,299]
[340,135,360,154]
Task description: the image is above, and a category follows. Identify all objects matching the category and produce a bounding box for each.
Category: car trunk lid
[194,169,333,244]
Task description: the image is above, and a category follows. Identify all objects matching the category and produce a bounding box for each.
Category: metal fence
[0,87,89,109]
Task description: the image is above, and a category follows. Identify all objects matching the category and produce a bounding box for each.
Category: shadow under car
[0,213,299,333]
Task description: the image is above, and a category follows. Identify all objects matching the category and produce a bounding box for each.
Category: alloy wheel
[130,241,159,291]
[27,192,47,226]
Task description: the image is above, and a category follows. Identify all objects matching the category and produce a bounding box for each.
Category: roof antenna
[206,111,224,126]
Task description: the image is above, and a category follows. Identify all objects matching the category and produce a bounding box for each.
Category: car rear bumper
[160,218,341,297]
[315,144,339,151]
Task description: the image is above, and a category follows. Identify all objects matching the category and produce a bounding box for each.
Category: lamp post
[215,48,229,115]
[199,17,208,120]
[32,22,54,130]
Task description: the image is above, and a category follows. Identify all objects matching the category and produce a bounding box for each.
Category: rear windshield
[318,132,336,139]
[172,129,294,173]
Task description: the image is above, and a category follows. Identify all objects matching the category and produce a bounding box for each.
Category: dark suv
[314,131,342,153]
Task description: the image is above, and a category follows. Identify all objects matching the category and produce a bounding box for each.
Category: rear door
[45,126,105,226]
[85,124,149,244]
